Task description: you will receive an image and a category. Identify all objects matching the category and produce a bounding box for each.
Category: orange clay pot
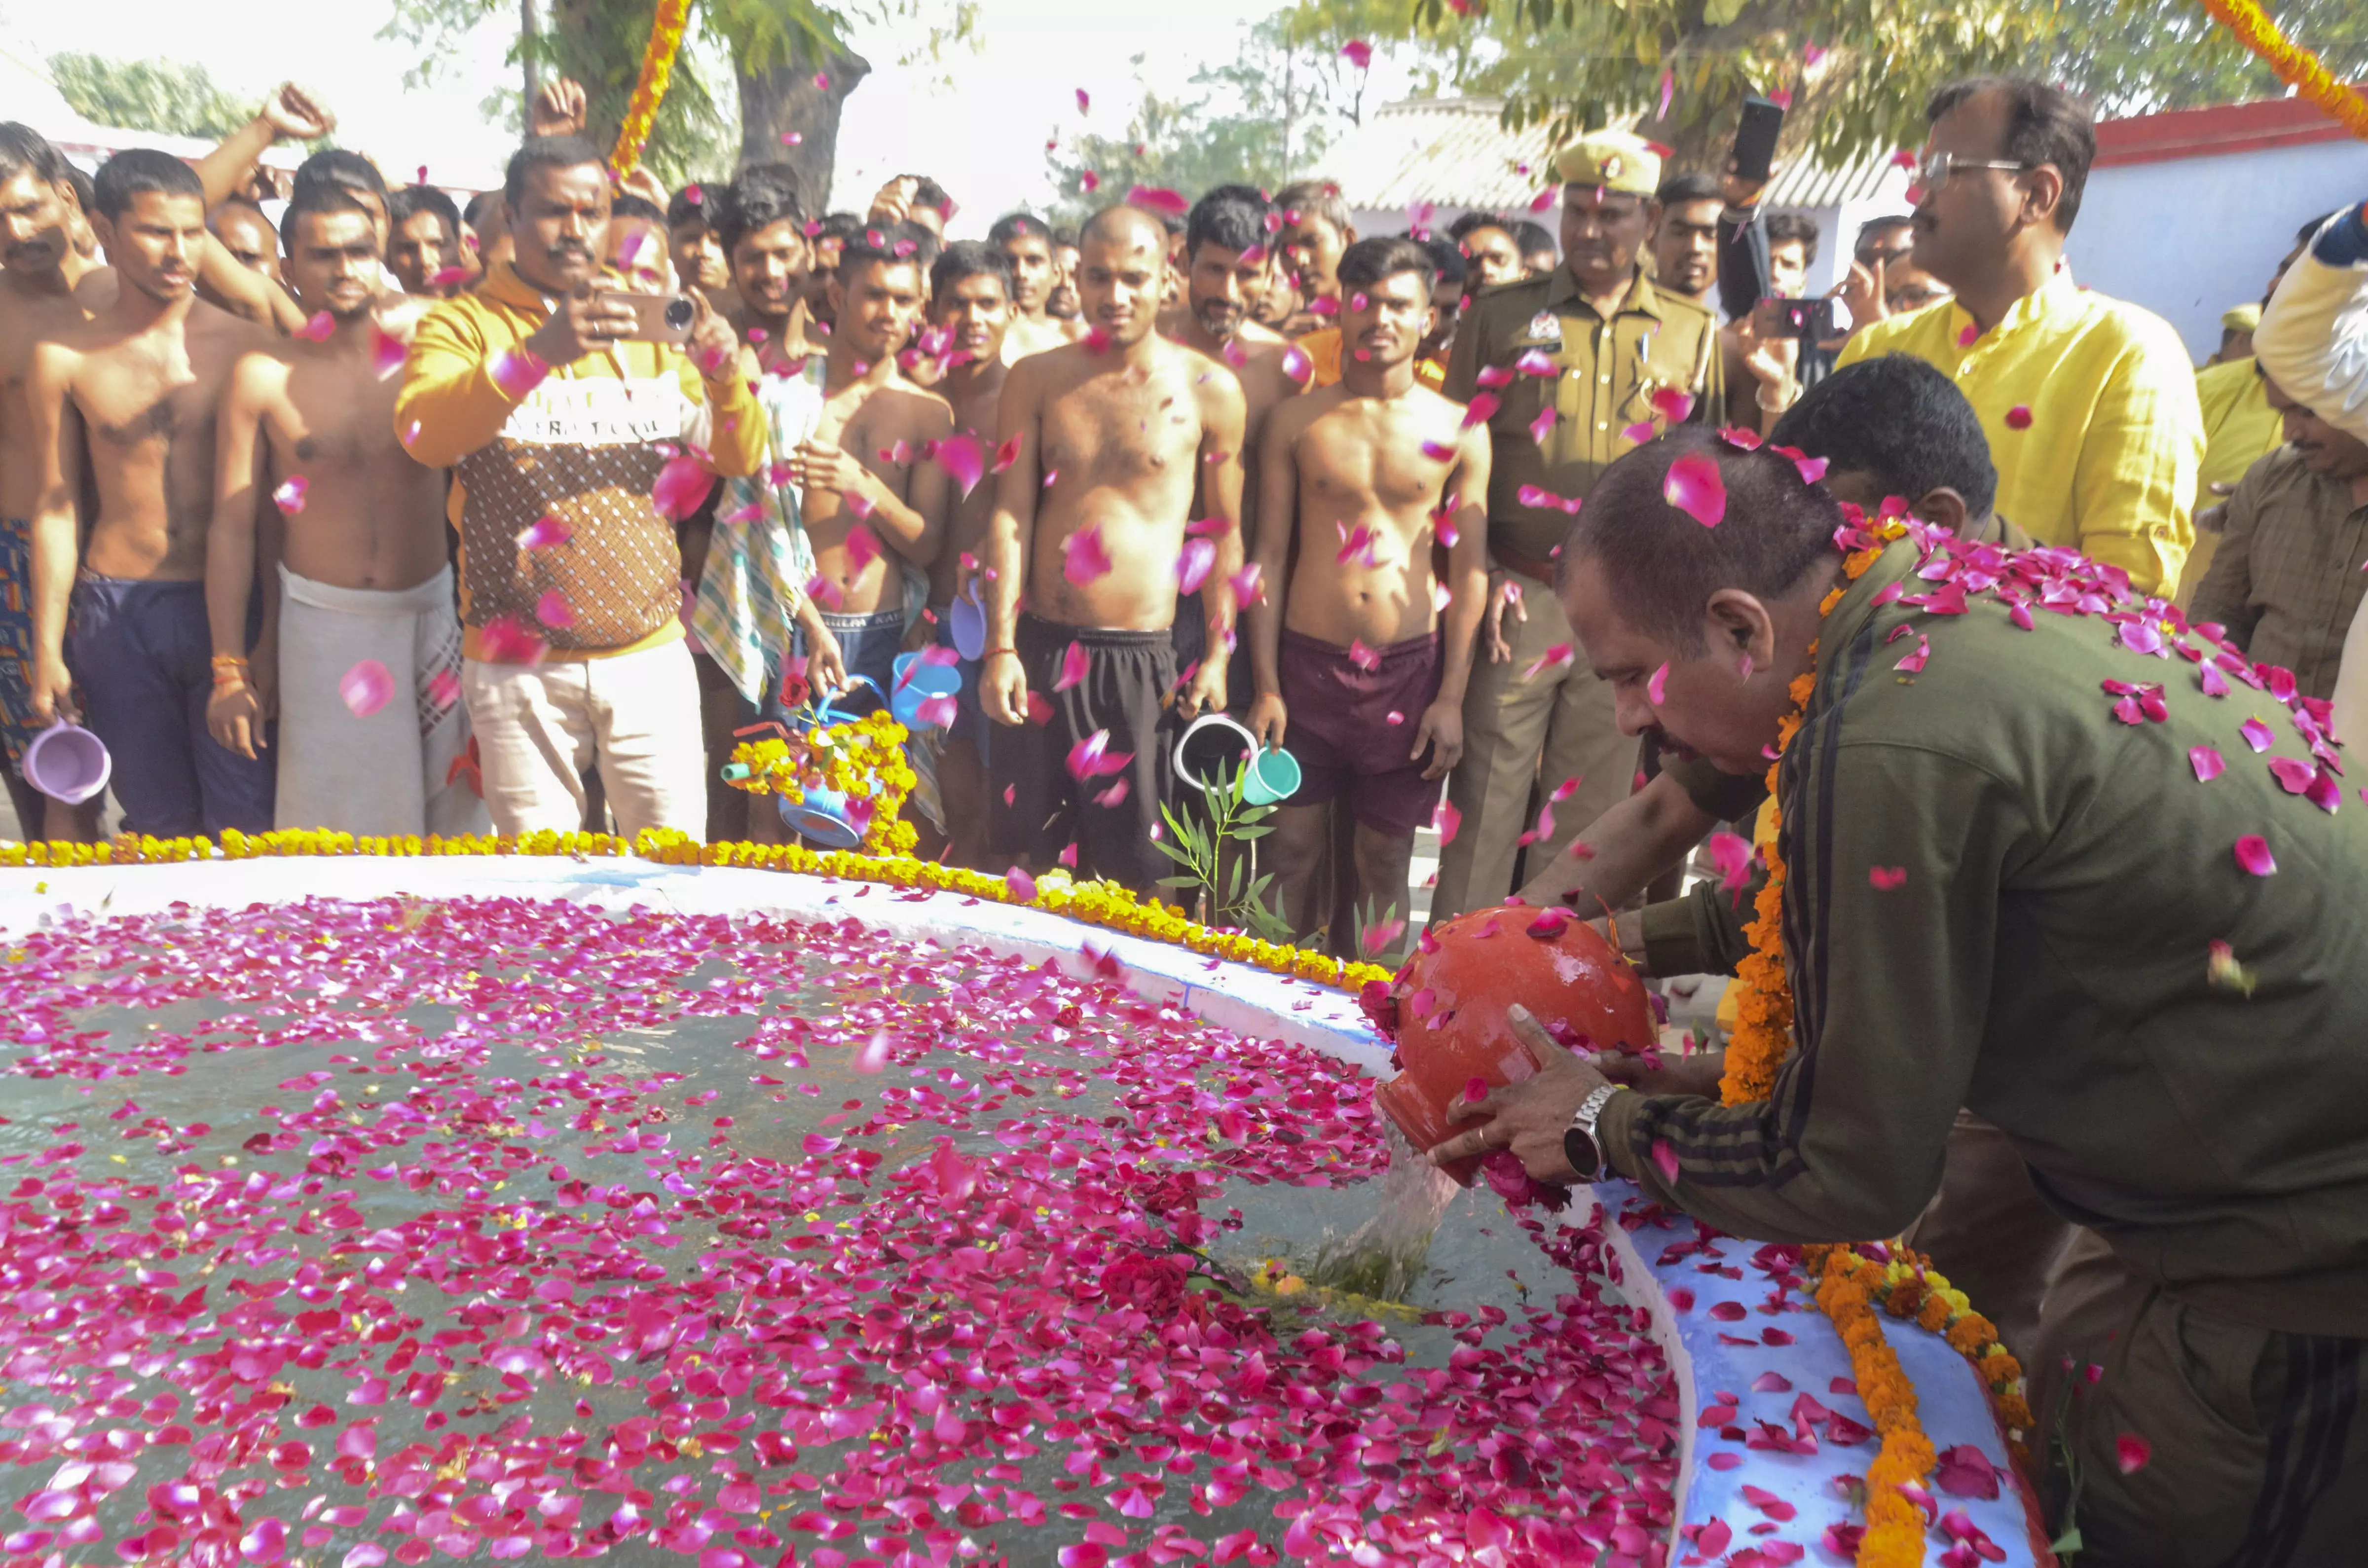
[1374,907,1657,1185]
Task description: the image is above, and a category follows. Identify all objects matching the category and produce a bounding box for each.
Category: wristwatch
[1562,1084,1623,1181]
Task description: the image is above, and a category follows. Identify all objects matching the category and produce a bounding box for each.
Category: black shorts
[990,612,1177,892]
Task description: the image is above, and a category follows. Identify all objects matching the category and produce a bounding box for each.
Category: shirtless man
[0,126,115,840]
[980,204,1247,894]
[988,212,1076,362]
[204,184,481,838]
[25,150,277,835]
[1247,237,1488,956]
[914,240,1013,868]
[211,200,279,282]
[1047,228,1082,323]
[1162,186,1303,707]
[386,184,466,299]
[691,169,836,839]
[781,220,952,713]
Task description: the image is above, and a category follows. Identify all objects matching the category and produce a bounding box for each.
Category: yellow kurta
[1839,270,2205,596]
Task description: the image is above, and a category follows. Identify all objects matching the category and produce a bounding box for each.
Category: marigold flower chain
[2195,0,2368,142]
[609,0,694,178]
[1809,1244,1938,1568]
[0,829,1390,997]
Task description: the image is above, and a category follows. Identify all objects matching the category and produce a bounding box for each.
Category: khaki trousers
[1431,578,1635,921]
[461,637,706,839]
[2031,1231,2368,1567]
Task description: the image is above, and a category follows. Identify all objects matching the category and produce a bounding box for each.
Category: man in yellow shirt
[395,135,765,839]
[1837,76,2203,596]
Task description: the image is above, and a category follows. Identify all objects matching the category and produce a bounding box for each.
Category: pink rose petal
[338,659,395,718]
[1662,452,1727,527]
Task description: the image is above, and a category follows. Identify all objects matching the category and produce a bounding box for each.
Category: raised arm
[193,85,334,208]
[26,346,87,724]
[979,362,1043,726]
[205,358,273,759]
[393,301,511,468]
[1180,370,1249,720]
[1243,400,1303,748]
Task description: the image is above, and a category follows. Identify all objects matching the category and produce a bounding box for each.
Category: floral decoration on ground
[0,895,1677,1566]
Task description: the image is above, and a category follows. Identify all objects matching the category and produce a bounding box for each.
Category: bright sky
[0,0,1417,229]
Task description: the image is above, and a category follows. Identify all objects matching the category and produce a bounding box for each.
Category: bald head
[1074,203,1169,348]
[1081,202,1168,256]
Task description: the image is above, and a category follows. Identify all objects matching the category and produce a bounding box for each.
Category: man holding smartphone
[394,133,764,839]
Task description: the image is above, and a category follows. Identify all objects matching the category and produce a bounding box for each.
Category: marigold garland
[1808,1244,1939,1568]
[609,0,695,179]
[2196,0,2368,143]
[0,828,1391,996]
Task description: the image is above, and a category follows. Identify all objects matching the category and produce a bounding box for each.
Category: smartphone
[597,289,697,344]
[1770,296,1836,340]
[1731,96,1786,185]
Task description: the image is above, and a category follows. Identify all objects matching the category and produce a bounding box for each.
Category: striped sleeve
[1596,634,2022,1241]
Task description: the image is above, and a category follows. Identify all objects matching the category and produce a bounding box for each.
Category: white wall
[2070,139,2368,363]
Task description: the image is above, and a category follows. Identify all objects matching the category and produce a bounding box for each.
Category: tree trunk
[520,0,541,132]
[735,42,871,219]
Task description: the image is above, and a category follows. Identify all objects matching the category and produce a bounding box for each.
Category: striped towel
[691,359,827,704]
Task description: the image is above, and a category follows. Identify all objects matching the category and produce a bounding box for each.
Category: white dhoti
[275,564,488,838]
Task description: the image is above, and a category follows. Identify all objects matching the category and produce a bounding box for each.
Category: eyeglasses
[1915,151,2031,188]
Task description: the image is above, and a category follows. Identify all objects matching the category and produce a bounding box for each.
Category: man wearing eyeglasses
[1837,76,2204,596]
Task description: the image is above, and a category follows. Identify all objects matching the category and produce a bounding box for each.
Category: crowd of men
[14,70,2340,954]
[5,61,2368,1561]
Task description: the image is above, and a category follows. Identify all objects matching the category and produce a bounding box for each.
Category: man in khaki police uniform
[1431,131,1721,920]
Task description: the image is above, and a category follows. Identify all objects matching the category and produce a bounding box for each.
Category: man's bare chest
[1041,387,1200,480]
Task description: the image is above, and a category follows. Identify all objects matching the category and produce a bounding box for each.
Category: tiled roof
[1321,95,1916,219]
[1316,98,1563,215]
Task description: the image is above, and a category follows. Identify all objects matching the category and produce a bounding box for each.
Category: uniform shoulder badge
[1520,310,1561,345]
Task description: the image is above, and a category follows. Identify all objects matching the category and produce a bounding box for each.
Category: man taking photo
[394,134,763,839]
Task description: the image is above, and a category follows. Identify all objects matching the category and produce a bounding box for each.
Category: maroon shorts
[1277,628,1443,837]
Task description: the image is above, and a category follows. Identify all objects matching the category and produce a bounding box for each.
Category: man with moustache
[1837,76,2203,595]
[394,134,763,839]
[980,204,1246,894]
[204,184,484,838]
[1429,130,1720,921]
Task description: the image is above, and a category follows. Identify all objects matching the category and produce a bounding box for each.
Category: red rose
[778,672,813,713]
